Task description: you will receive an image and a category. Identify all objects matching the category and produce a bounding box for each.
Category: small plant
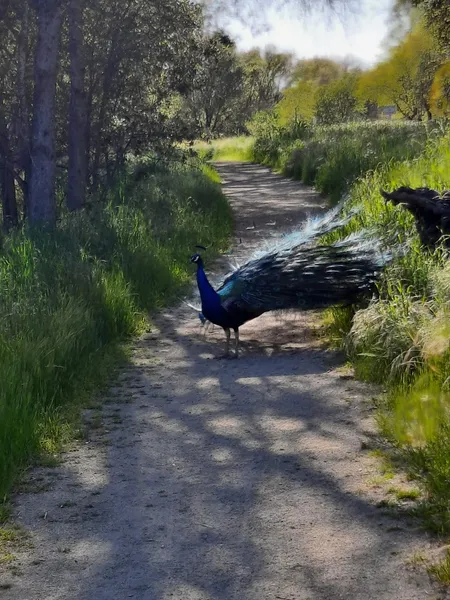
[428,549,450,585]
[387,486,421,501]
[0,504,11,525]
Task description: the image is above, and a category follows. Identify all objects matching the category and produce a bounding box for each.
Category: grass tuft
[251,120,440,204]
[427,549,450,585]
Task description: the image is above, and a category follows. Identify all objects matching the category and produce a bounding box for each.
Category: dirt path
[1,163,439,599]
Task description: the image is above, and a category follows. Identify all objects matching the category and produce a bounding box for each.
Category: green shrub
[314,74,360,125]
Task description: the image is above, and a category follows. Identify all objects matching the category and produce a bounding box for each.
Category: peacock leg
[225,328,231,356]
[214,328,231,359]
[234,328,239,358]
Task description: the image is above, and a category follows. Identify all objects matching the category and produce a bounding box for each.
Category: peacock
[381,186,450,250]
[190,206,395,358]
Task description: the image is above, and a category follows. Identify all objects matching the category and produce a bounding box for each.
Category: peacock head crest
[190,245,207,267]
[190,253,203,266]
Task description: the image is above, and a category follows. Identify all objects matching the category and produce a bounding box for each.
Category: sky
[223,0,396,67]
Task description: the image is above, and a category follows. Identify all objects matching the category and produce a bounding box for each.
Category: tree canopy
[0,0,304,227]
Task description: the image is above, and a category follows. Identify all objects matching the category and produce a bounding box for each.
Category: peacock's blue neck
[196,265,220,310]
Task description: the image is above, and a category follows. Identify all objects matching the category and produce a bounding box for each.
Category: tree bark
[67,0,87,211]
[0,97,19,230]
[0,159,18,231]
[90,0,134,191]
[16,2,30,219]
[28,0,64,226]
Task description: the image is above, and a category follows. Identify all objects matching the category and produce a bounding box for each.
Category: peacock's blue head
[190,253,204,267]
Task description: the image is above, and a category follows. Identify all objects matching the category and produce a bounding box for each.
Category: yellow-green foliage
[430,62,450,117]
[0,159,232,499]
[356,22,438,120]
[192,137,254,162]
[276,81,317,125]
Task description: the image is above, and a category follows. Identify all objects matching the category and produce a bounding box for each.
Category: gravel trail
[1,162,438,600]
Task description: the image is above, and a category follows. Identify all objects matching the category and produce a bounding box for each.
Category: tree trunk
[90,51,116,191]
[90,0,134,191]
[28,1,64,226]
[0,160,18,231]
[17,3,30,219]
[0,98,19,230]
[67,0,87,211]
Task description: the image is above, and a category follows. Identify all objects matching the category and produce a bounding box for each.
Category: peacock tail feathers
[187,204,399,334]
[246,202,359,262]
[215,205,396,313]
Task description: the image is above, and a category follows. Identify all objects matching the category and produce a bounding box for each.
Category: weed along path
[1,162,440,600]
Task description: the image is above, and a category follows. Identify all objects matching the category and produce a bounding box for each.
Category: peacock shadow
[157,306,345,378]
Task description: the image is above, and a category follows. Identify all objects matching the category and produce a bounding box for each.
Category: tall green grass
[252,120,441,204]
[248,113,450,542]
[0,159,232,499]
[320,131,450,535]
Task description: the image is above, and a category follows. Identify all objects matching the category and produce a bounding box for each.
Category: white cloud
[222,0,394,66]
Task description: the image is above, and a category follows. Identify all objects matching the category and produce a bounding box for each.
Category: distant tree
[180,32,245,138]
[240,47,294,115]
[276,81,317,124]
[275,56,363,126]
[291,57,344,86]
[357,23,441,120]
[314,75,359,124]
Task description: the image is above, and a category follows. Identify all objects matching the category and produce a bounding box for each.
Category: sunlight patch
[211,447,234,463]
[259,416,304,433]
[208,415,247,436]
[196,377,219,390]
